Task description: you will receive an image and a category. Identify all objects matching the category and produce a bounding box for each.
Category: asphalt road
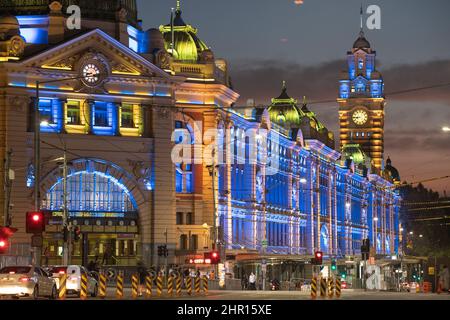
[3,289,449,301]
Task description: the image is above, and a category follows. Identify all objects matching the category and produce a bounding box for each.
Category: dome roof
[384,157,400,182]
[353,31,371,49]
[0,0,138,26]
[159,8,209,62]
[0,14,20,38]
[267,83,303,128]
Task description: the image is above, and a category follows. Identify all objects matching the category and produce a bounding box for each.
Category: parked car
[0,266,57,299]
[47,265,98,297]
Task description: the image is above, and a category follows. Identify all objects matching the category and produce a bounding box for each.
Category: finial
[303,96,307,105]
[360,3,364,35]
[282,80,286,91]
[176,0,181,12]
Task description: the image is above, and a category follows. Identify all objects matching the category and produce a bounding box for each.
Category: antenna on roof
[360,3,364,35]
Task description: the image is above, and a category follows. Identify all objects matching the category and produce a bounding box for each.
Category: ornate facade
[0,1,400,281]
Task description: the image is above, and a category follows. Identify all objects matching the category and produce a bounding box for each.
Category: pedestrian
[438,265,450,293]
[249,272,256,290]
[241,273,248,290]
[43,246,50,266]
[137,261,147,296]
[196,269,201,278]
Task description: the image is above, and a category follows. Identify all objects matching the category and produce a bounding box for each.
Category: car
[47,265,98,297]
[0,266,58,299]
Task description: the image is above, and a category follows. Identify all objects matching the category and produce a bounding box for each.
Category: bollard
[202,275,208,294]
[320,277,327,298]
[186,277,192,296]
[195,276,201,294]
[80,273,88,300]
[176,276,182,296]
[328,277,334,298]
[58,273,67,300]
[116,272,124,300]
[156,276,163,296]
[311,277,317,299]
[335,277,341,298]
[99,273,107,299]
[167,276,174,296]
[145,276,153,298]
[131,274,139,299]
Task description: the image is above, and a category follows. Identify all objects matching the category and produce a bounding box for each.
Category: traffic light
[157,245,163,257]
[73,227,81,241]
[331,259,337,271]
[361,238,370,260]
[164,245,169,257]
[26,211,45,234]
[313,251,323,265]
[0,237,9,254]
[204,251,220,264]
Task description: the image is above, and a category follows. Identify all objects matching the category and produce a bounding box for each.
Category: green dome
[159,8,209,62]
[268,83,304,128]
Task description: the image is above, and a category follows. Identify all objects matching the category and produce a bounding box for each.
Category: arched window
[43,171,137,213]
[174,120,194,194]
[320,224,329,253]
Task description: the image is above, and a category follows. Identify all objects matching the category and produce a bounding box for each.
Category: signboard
[31,235,43,247]
[428,267,435,275]
[187,258,211,264]
[106,268,116,281]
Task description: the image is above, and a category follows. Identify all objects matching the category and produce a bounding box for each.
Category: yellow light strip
[0,57,20,61]
[112,70,141,76]
[186,77,216,82]
[41,65,72,71]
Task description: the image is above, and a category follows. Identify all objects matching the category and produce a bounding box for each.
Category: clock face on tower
[352,109,368,126]
[82,63,101,86]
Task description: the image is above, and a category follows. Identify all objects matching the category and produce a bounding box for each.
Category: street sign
[106,268,117,281]
[31,235,43,247]
[428,267,435,275]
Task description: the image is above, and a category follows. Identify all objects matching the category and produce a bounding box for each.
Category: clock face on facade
[82,63,101,86]
[352,109,368,125]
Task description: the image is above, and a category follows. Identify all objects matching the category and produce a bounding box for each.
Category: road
[3,289,449,300]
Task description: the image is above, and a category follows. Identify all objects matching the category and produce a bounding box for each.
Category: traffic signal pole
[33,82,41,266]
[62,148,70,265]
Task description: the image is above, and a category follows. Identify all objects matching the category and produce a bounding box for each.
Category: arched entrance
[40,159,143,267]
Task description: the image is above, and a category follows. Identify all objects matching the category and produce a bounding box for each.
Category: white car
[0,266,58,299]
[48,265,98,297]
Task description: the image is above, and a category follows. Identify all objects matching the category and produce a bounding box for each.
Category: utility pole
[207,161,219,279]
[33,82,41,266]
[3,149,13,227]
[62,147,71,265]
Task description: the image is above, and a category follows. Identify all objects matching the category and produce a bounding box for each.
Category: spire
[301,96,309,112]
[360,3,364,36]
[176,0,181,13]
[276,81,291,100]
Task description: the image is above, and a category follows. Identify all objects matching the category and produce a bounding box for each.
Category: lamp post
[34,72,98,266]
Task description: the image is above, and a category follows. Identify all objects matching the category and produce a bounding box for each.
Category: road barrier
[186,277,192,296]
[131,274,139,299]
[145,275,153,298]
[311,277,317,299]
[58,273,67,300]
[156,276,163,296]
[195,276,201,293]
[168,276,174,296]
[99,273,107,299]
[203,276,208,293]
[116,272,124,299]
[80,273,88,300]
[320,277,327,298]
[328,278,334,298]
[335,278,341,298]
[176,276,182,296]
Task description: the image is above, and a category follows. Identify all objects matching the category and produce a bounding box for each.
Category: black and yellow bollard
[202,275,208,294]
[99,273,107,299]
[116,272,124,300]
[195,276,201,294]
[145,275,153,298]
[186,277,192,296]
[167,275,174,296]
[80,273,88,300]
[328,277,334,298]
[176,276,182,296]
[335,277,341,298]
[320,277,327,298]
[156,276,163,296]
[310,277,317,300]
[131,274,139,299]
[58,273,67,300]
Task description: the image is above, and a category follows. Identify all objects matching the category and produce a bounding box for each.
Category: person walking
[137,261,147,296]
[249,272,256,290]
[438,265,449,293]
[241,273,248,290]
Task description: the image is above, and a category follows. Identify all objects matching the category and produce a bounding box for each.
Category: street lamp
[442,126,450,132]
[409,231,414,235]
[373,217,379,222]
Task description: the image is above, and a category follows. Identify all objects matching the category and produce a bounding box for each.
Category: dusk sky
[137,0,450,194]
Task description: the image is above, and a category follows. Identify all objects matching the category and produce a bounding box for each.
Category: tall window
[66,100,81,125]
[179,235,188,250]
[189,235,198,250]
[121,104,134,128]
[174,120,194,194]
[186,212,194,225]
[94,102,109,127]
[39,99,53,124]
[176,212,184,225]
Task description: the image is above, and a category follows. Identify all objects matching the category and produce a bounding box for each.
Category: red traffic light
[26,211,45,234]
[315,251,322,258]
[0,240,6,248]
[0,238,8,254]
[212,252,218,259]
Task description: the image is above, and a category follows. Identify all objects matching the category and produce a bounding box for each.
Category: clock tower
[337,28,385,169]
